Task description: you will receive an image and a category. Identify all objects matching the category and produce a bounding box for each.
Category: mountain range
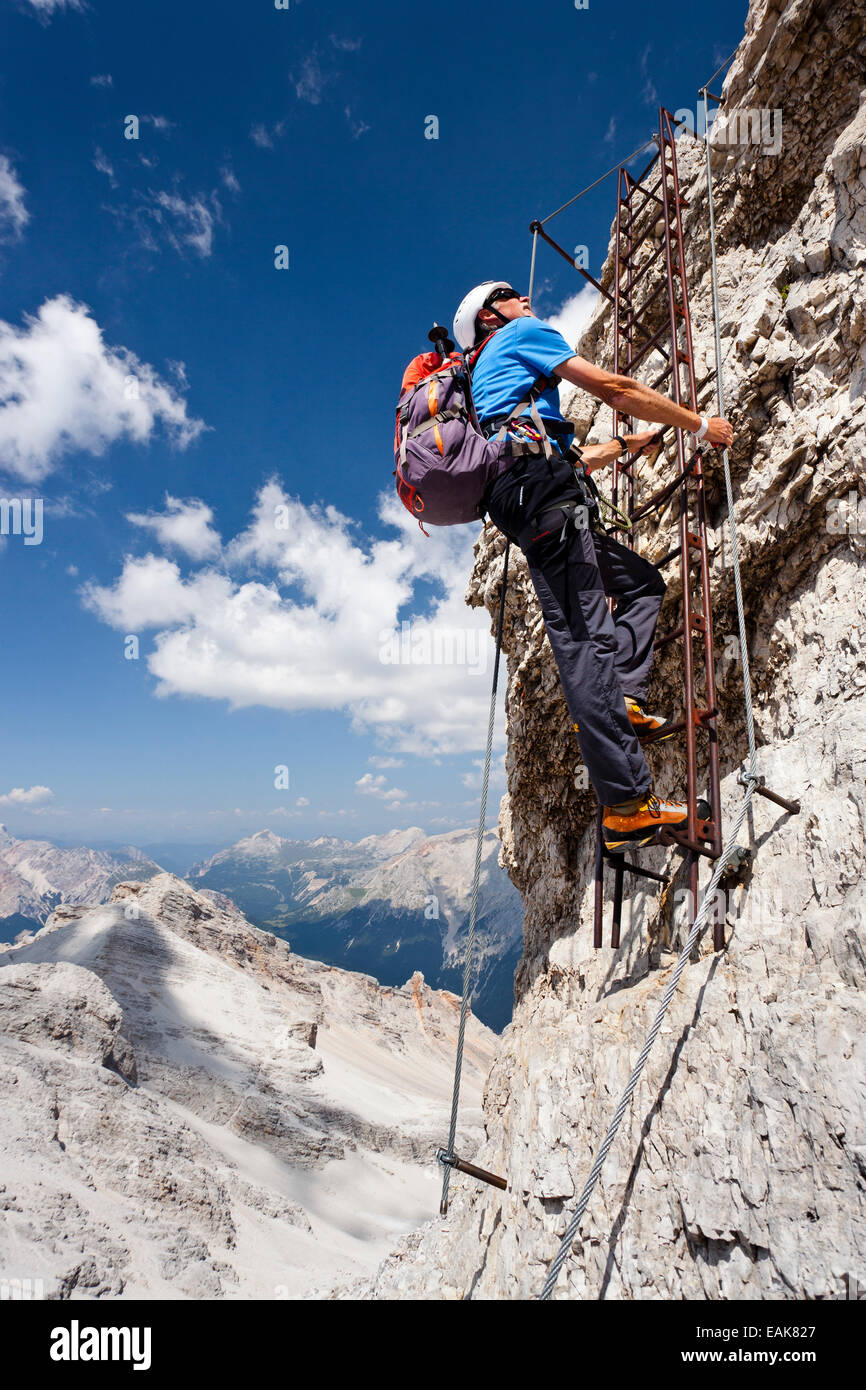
[0,824,161,944]
[0,823,523,1030]
[0,873,495,1297]
[188,826,524,1030]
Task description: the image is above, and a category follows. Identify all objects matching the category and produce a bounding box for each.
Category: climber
[454,281,734,851]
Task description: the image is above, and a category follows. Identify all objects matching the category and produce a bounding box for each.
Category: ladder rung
[622,218,660,261]
[617,859,669,884]
[640,718,686,744]
[637,709,716,744]
[656,614,705,647]
[621,188,664,234]
[623,243,666,294]
[629,323,673,371]
[654,544,681,568]
[620,280,668,333]
[657,826,717,858]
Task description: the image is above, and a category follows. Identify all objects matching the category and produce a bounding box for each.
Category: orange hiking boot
[602,792,688,852]
[625,696,675,740]
[573,700,673,740]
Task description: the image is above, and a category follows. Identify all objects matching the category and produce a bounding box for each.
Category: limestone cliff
[367,0,866,1299]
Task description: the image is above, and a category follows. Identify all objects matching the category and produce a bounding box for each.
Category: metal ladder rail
[594,107,723,950]
[660,106,723,870]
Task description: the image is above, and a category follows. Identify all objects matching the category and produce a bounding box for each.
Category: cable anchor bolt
[435,1148,507,1193]
[737,765,762,789]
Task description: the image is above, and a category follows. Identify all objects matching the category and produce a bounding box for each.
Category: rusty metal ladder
[588,108,724,950]
[530,108,724,950]
[529,108,801,955]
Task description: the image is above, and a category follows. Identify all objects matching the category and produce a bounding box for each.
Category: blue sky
[0,0,747,849]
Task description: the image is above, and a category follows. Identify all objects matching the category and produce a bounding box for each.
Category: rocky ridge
[0,824,161,942]
[0,874,495,1298]
[362,0,866,1299]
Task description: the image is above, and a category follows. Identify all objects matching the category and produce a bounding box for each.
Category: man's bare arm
[579,440,622,470]
[557,355,734,448]
[579,430,661,473]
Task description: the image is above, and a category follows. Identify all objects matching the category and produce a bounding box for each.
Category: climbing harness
[578,453,632,534]
[514,460,602,552]
[519,497,591,550]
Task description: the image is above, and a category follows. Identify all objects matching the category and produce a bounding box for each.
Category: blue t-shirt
[470,316,575,434]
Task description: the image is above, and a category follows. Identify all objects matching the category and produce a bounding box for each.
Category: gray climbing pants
[485,452,666,806]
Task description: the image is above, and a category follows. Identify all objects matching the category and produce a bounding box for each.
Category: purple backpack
[393,337,553,534]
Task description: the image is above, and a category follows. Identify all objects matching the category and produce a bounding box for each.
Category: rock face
[364,0,866,1299]
[0,874,495,1298]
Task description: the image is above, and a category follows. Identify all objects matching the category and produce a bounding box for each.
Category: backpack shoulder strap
[493,386,555,460]
[468,330,557,460]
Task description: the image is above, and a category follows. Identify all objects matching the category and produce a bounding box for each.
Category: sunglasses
[485,287,524,307]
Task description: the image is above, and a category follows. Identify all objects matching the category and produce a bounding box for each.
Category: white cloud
[355,773,407,802]
[127,494,221,561]
[250,122,285,149]
[220,167,241,193]
[0,296,205,483]
[93,147,117,187]
[25,0,84,16]
[290,43,363,127]
[0,785,54,806]
[460,755,506,791]
[0,157,29,240]
[291,54,329,105]
[368,755,405,768]
[82,554,206,630]
[295,796,310,807]
[546,284,600,351]
[640,45,658,106]
[82,480,506,757]
[344,108,371,140]
[604,117,617,145]
[90,74,113,88]
[114,186,223,259]
[150,190,220,257]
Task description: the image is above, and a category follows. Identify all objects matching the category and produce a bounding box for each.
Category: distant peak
[233,829,284,853]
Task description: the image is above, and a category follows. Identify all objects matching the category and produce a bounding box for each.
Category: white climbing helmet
[452,280,513,351]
